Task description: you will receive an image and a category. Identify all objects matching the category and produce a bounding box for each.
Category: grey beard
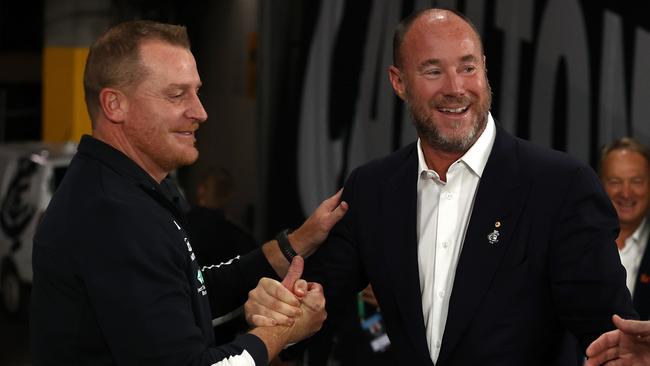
[409,105,489,154]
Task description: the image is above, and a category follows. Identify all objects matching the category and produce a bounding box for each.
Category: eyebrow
[165,82,202,91]
[417,54,479,70]
[460,54,478,63]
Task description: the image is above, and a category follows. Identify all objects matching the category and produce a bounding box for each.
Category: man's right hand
[585,315,650,365]
[246,257,326,341]
[247,257,327,359]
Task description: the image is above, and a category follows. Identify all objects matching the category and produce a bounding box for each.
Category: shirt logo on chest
[172,220,207,296]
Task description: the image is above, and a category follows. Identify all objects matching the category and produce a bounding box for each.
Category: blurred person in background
[186,166,259,345]
[600,138,650,320]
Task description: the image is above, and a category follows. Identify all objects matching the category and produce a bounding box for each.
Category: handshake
[246,256,327,354]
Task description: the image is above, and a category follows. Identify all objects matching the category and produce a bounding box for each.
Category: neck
[617,222,641,250]
[93,123,166,183]
[420,141,465,182]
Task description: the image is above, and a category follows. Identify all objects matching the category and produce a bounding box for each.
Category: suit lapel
[437,128,528,365]
[633,233,650,319]
[380,145,433,365]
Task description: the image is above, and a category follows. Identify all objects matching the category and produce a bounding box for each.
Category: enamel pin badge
[488,220,501,244]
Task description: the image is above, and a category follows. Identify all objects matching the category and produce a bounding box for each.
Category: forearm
[204,249,277,317]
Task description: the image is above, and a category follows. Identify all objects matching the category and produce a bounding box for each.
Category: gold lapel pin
[495,221,501,228]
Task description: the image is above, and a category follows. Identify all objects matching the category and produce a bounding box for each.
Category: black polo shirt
[31,135,275,365]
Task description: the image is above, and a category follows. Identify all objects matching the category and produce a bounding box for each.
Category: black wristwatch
[276,229,297,263]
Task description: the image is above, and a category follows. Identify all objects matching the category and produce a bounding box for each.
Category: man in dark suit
[600,138,650,320]
[248,8,636,365]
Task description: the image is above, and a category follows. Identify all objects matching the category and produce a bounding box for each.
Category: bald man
[248,8,635,365]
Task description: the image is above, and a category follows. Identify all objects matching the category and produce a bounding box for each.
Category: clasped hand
[245,256,326,343]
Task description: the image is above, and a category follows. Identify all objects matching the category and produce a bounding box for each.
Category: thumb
[293,279,308,298]
[281,256,304,290]
[322,188,343,210]
[613,314,650,337]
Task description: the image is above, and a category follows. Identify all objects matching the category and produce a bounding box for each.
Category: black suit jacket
[633,231,650,320]
[306,126,636,365]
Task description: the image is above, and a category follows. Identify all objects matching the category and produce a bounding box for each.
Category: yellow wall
[42,47,91,142]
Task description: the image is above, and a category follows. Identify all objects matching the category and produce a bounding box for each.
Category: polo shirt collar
[77,134,160,189]
[76,135,189,218]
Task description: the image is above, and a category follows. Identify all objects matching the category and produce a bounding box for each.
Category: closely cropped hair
[392,8,484,68]
[599,137,650,175]
[83,20,190,125]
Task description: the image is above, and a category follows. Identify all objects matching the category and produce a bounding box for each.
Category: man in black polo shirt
[30,20,348,365]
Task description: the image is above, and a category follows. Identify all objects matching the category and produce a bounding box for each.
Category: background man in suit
[247,8,636,365]
[600,138,650,320]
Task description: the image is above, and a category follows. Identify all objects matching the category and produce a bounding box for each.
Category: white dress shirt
[417,113,496,363]
[619,218,650,297]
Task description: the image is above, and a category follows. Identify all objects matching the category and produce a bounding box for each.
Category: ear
[388,65,406,101]
[98,88,127,123]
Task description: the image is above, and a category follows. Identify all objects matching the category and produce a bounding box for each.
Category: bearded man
[248,8,636,366]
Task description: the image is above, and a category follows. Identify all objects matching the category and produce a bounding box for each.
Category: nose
[186,92,208,122]
[621,182,632,198]
[443,72,465,96]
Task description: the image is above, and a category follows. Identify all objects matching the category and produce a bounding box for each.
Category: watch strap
[276,229,297,263]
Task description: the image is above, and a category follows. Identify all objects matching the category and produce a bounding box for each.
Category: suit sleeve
[303,168,369,329]
[549,165,638,350]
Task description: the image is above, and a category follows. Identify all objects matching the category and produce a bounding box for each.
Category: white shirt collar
[628,217,649,248]
[417,112,496,178]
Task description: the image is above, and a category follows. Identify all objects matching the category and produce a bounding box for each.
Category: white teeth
[615,200,636,208]
[438,106,468,113]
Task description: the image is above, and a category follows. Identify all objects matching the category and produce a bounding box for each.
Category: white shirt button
[435,340,442,348]
[438,290,445,298]
[442,241,449,248]
[445,192,453,200]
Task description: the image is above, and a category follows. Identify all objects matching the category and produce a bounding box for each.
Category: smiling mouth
[437,106,469,114]
[614,198,642,213]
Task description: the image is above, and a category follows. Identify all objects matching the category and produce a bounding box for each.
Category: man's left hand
[289,189,348,257]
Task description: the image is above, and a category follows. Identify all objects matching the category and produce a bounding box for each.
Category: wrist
[288,230,312,257]
[249,325,293,361]
[276,229,297,262]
